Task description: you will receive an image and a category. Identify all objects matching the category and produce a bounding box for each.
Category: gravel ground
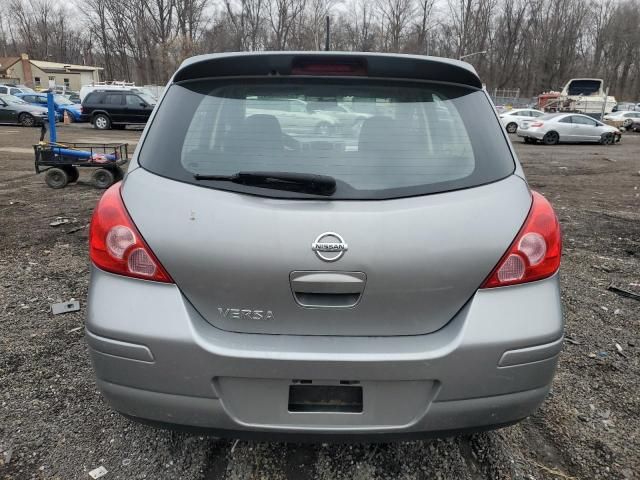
[1,124,638,480]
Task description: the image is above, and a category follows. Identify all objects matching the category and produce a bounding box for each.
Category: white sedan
[603,111,640,128]
[499,108,546,134]
[517,113,621,145]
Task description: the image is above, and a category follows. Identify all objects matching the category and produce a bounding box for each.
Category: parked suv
[86,52,563,440]
[82,89,156,129]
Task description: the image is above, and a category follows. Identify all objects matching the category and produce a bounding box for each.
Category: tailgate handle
[290,271,366,308]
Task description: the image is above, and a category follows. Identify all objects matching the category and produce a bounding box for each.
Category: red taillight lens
[291,58,367,76]
[89,183,173,283]
[531,121,544,127]
[481,191,562,288]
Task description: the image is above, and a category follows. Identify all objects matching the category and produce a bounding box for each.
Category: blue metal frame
[47,91,57,143]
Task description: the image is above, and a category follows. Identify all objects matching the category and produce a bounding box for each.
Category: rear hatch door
[123,53,529,336]
[123,170,531,336]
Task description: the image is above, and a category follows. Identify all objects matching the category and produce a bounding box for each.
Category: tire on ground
[45,168,69,189]
[93,114,111,130]
[600,132,614,145]
[543,131,559,145]
[92,168,116,189]
[113,166,125,181]
[19,113,35,127]
[62,166,80,183]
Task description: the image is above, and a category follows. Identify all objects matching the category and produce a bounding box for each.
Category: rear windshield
[566,80,601,96]
[138,78,514,200]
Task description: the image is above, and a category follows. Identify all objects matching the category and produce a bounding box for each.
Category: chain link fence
[488,88,531,108]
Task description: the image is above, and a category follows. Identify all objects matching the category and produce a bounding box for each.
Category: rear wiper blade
[193,171,336,196]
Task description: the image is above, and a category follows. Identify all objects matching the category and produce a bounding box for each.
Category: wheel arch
[91,110,111,122]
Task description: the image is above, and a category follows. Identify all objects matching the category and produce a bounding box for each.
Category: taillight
[291,57,367,76]
[531,121,544,127]
[89,183,173,283]
[481,191,561,288]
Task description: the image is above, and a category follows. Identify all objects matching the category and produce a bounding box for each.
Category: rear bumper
[98,380,551,441]
[86,267,564,439]
[517,129,545,140]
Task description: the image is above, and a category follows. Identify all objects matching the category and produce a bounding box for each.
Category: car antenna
[325,16,330,51]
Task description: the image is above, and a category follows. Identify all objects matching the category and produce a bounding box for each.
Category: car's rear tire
[45,168,69,189]
[600,132,614,145]
[92,168,115,189]
[94,114,111,130]
[543,131,560,145]
[622,118,633,129]
[19,113,36,127]
[506,122,518,134]
[62,166,80,183]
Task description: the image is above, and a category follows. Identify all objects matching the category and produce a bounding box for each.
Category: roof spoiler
[172,52,483,89]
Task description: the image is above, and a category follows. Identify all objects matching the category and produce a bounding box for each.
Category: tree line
[1,0,639,100]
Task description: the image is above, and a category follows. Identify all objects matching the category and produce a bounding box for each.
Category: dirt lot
[1,123,638,480]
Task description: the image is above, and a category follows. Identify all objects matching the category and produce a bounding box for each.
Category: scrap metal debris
[51,299,80,315]
[230,439,239,454]
[49,217,71,227]
[88,466,108,479]
[531,460,578,480]
[608,283,640,301]
[66,224,89,234]
[565,336,582,345]
[0,442,12,466]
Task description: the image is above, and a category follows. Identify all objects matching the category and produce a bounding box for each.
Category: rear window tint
[104,94,122,105]
[138,78,514,200]
[85,92,100,103]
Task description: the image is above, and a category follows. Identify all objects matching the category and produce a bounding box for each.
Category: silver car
[86,52,563,440]
[499,108,545,134]
[517,112,621,145]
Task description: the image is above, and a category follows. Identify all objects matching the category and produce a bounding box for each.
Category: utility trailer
[34,140,128,189]
[33,92,129,189]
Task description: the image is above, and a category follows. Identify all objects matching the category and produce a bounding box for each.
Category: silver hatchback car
[86,52,563,440]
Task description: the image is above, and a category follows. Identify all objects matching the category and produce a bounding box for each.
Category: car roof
[173,51,483,89]
[88,89,131,93]
[18,92,60,98]
[564,113,602,122]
